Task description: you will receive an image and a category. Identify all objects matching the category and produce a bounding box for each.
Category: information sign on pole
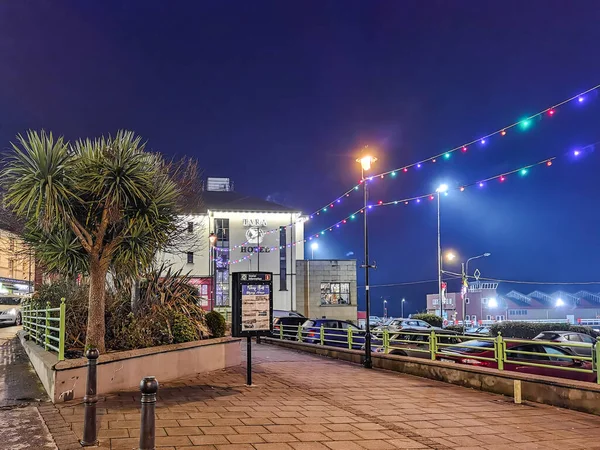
[232,272,273,386]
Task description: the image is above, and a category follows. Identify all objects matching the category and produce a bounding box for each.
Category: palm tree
[1,130,180,352]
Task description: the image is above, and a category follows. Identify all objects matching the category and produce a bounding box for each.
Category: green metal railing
[273,324,600,383]
[21,299,66,361]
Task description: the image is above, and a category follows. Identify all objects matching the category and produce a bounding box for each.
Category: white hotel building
[159,178,305,313]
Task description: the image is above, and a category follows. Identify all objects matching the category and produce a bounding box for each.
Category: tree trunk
[131,277,140,315]
[86,258,107,353]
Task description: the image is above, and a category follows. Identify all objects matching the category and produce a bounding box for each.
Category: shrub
[206,311,226,338]
[411,313,442,328]
[444,325,464,333]
[489,321,597,339]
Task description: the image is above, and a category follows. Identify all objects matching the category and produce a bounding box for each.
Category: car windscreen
[534,332,561,341]
[302,320,316,328]
[448,340,494,353]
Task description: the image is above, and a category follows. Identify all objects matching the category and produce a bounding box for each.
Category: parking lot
[47,341,600,450]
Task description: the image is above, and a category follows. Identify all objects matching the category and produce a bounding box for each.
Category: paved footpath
[0,326,56,450]
[46,341,600,450]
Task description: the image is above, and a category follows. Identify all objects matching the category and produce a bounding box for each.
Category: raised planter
[18,331,241,403]
[264,337,600,416]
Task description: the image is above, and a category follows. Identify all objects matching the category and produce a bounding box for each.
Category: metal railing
[273,324,600,383]
[21,299,66,361]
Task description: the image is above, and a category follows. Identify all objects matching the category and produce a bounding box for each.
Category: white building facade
[159,179,305,314]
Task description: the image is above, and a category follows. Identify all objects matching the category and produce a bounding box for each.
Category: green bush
[489,321,597,339]
[206,311,226,338]
[444,325,464,333]
[411,313,442,328]
[171,311,199,344]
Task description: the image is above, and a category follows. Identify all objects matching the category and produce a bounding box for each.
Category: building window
[214,218,230,306]
[509,309,527,316]
[465,298,470,304]
[279,226,287,291]
[187,252,194,264]
[465,315,471,321]
[320,282,350,305]
[187,222,194,233]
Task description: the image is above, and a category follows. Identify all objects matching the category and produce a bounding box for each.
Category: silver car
[533,331,595,357]
[373,318,432,333]
[0,298,22,326]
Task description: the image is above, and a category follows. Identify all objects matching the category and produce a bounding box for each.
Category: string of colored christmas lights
[229,83,600,250]
[370,83,600,179]
[223,155,559,265]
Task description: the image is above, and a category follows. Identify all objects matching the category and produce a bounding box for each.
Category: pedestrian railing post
[430,330,437,360]
[45,302,50,351]
[138,376,159,450]
[81,348,100,447]
[320,325,324,346]
[297,324,302,342]
[496,332,504,371]
[59,298,66,361]
[279,324,284,340]
[347,328,352,350]
[596,337,600,385]
[383,329,389,354]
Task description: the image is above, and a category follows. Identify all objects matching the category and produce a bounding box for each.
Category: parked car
[369,327,460,358]
[465,326,490,336]
[533,331,595,357]
[273,309,305,318]
[437,340,595,382]
[273,315,306,340]
[301,319,367,349]
[0,297,22,327]
[373,318,432,333]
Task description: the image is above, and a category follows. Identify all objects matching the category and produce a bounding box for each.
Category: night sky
[1,1,600,316]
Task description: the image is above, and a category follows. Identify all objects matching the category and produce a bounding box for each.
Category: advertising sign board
[232,272,273,338]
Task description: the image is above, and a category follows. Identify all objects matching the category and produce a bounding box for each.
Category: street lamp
[556,298,565,307]
[357,150,377,369]
[401,298,406,318]
[383,299,388,319]
[435,184,448,320]
[311,242,318,260]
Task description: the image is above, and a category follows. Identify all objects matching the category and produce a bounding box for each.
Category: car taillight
[274,325,280,330]
[307,331,316,338]
[460,358,490,367]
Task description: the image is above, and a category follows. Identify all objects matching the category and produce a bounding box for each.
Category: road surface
[0,325,56,449]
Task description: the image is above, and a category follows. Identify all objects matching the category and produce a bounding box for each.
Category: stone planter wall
[18,331,241,403]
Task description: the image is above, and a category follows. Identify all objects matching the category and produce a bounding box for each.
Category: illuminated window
[320,282,350,305]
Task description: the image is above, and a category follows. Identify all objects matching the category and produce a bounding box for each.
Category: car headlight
[1,308,17,316]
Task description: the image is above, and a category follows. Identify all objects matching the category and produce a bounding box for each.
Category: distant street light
[556,298,565,307]
[357,150,377,369]
[311,242,318,260]
[383,299,388,319]
[401,298,406,318]
[488,298,498,308]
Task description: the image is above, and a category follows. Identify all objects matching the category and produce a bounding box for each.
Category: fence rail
[274,324,600,384]
[21,298,66,361]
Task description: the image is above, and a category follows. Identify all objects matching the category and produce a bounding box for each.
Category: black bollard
[138,376,159,450]
[81,348,99,446]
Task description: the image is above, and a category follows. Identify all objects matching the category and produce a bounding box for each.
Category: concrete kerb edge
[263,336,600,416]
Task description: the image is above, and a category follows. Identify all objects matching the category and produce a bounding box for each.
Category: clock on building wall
[245,227,265,245]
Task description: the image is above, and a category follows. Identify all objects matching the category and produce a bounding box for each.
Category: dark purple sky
[1,1,600,315]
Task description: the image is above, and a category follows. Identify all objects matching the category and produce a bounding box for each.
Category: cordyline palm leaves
[1,130,181,352]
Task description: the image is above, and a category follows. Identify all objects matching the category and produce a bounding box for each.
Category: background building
[159,178,305,314]
[296,259,358,323]
[427,282,600,324]
[0,228,34,297]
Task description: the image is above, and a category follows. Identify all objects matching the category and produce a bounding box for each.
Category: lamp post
[383,299,387,319]
[311,242,318,260]
[401,298,406,318]
[435,184,448,320]
[209,233,217,311]
[357,152,376,369]
[463,252,491,330]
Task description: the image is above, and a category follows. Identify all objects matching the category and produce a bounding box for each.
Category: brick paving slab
[43,341,600,449]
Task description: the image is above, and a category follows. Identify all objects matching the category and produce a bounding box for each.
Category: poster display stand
[231,272,273,385]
